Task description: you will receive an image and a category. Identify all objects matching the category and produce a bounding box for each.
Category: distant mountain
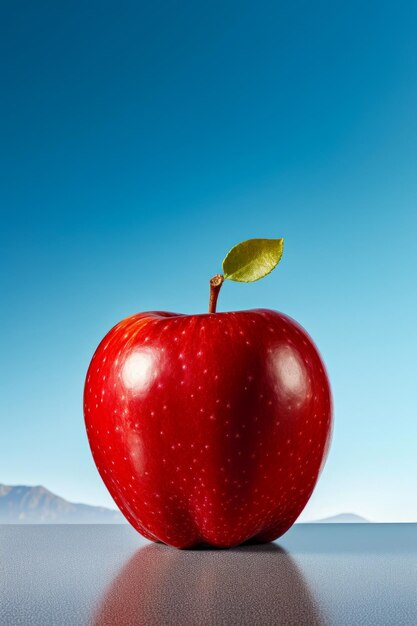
[311,513,369,523]
[0,484,125,524]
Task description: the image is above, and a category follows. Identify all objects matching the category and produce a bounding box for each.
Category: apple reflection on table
[91,542,326,626]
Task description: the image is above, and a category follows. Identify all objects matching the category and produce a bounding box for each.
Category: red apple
[84,238,332,547]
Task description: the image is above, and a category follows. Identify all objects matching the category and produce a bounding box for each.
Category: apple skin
[84,309,332,548]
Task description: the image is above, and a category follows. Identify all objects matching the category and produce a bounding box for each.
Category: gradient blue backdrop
[1,1,416,521]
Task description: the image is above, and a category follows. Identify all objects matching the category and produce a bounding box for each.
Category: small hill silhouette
[311,513,369,523]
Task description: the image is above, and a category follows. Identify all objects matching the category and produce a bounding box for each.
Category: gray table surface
[1,524,416,625]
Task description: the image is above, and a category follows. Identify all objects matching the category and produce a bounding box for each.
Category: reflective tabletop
[1,524,416,625]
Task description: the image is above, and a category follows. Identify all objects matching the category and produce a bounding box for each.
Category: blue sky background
[1,1,416,521]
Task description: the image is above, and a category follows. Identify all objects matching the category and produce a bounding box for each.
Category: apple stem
[209,274,224,313]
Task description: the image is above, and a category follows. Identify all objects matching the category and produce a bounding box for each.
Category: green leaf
[222,238,284,282]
